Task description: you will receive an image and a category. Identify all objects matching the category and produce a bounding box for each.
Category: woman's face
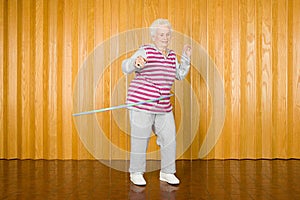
[152,25,171,50]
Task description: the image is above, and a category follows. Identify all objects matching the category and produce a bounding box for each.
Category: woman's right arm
[122,48,147,74]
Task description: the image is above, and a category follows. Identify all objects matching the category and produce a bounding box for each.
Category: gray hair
[149,19,172,38]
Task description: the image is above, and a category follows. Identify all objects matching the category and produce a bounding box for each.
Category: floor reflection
[0,160,300,199]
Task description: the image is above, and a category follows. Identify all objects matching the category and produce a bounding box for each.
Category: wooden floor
[0,159,299,200]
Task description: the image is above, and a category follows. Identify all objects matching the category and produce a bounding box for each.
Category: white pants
[129,110,176,174]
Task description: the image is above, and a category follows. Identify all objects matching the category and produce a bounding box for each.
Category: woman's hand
[135,56,147,69]
[183,44,192,58]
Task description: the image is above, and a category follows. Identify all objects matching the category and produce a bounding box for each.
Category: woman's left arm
[176,45,192,80]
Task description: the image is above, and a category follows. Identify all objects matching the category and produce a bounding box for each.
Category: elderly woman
[122,18,191,186]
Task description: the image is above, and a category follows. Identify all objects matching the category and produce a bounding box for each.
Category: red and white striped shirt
[122,44,190,113]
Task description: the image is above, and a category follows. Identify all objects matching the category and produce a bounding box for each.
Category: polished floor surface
[1,159,300,199]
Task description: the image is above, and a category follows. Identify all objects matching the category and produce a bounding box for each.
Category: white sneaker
[159,172,180,185]
[130,172,146,186]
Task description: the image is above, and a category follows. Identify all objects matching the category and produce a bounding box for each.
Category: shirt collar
[149,44,170,56]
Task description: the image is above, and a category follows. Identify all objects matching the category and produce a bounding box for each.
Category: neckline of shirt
[147,44,170,58]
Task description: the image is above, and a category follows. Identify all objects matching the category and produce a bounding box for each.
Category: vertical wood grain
[231,0,241,159]
[84,0,96,159]
[182,0,193,159]
[0,0,6,158]
[272,0,288,158]
[287,0,294,158]
[291,0,300,158]
[77,0,94,159]
[173,0,184,159]
[257,0,273,158]
[34,0,44,159]
[16,0,22,158]
[206,0,217,159]
[117,0,129,161]
[56,0,63,159]
[62,0,73,159]
[255,0,263,158]
[110,0,120,159]
[1,0,300,160]
[173,0,191,159]
[102,0,112,160]
[42,0,49,159]
[197,0,209,159]
[71,0,79,159]
[240,0,256,158]
[48,0,58,159]
[20,0,30,158]
[223,0,233,158]
[190,0,202,159]
[295,0,300,158]
[212,0,225,159]
[262,0,272,158]
[94,0,106,159]
[7,0,18,158]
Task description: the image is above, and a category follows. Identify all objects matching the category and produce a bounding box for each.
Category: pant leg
[153,111,176,174]
[129,110,154,173]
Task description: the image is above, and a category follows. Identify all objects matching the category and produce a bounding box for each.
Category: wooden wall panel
[271,0,288,158]
[1,0,300,160]
[290,0,300,158]
[62,0,73,159]
[0,0,5,158]
[230,0,241,159]
[7,0,18,158]
[36,0,45,158]
[223,0,233,158]
[20,0,30,158]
